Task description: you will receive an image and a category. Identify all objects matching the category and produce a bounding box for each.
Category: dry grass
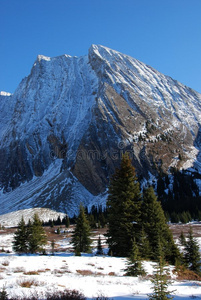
[52,269,66,274]
[87,263,95,267]
[173,266,201,281]
[17,278,41,288]
[38,268,50,273]
[23,271,39,275]
[13,267,25,273]
[76,269,94,276]
[0,267,6,273]
[1,260,9,266]
[108,272,116,276]
[96,272,105,276]
[51,268,71,275]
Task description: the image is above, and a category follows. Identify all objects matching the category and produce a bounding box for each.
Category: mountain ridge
[0,44,201,216]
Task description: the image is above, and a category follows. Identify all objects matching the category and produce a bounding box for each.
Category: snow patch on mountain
[0,207,66,227]
[0,91,12,96]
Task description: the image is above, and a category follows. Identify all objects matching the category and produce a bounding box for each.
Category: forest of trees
[157,168,201,222]
[106,153,180,264]
[13,153,201,284]
[13,213,47,254]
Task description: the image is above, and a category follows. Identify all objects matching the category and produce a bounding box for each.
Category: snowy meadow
[0,223,201,299]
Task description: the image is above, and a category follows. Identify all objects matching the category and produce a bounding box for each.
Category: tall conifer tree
[72,204,92,254]
[13,216,28,253]
[184,227,201,274]
[141,186,180,264]
[28,213,47,254]
[106,153,141,257]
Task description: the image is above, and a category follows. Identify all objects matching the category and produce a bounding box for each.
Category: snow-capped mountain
[1,44,201,216]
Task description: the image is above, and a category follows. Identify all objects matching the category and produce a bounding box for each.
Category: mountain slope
[0,45,201,216]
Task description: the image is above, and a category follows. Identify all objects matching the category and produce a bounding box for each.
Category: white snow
[0,207,66,228]
[37,55,51,61]
[0,230,200,299]
[0,91,12,96]
[1,44,201,217]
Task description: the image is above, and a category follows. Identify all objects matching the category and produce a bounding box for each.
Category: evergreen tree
[179,231,186,247]
[184,227,201,274]
[139,228,151,260]
[125,239,146,276]
[51,240,55,255]
[141,187,180,264]
[63,215,70,228]
[13,216,28,254]
[28,213,47,254]
[71,204,92,253]
[0,287,8,300]
[106,153,142,257]
[149,256,174,300]
[96,235,103,255]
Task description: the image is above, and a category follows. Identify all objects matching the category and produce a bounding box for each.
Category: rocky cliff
[1,45,201,216]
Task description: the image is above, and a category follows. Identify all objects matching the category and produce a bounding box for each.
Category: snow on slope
[0,230,200,299]
[90,44,201,134]
[0,91,12,96]
[0,53,98,156]
[0,207,66,227]
[0,159,107,221]
[1,44,201,217]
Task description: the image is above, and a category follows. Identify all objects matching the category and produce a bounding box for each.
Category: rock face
[0,45,201,216]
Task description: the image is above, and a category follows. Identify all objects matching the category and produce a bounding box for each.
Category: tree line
[13,213,47,254]
[13,154,201,277]
[157,168,201,222]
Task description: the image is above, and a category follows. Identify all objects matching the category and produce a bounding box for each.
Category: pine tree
[125,239,146,276]
[0,286,8,300]
[141,186,180,264]
[184,227,201,274]
[106,153,142,257]
[149,256,174,300]
[12,216,28,254]
[96,235,103,255]
[28,213,47,254]
[139,228,151,260]
[71,204,92,254]
[179,231,186,247]
[63,215,70,228]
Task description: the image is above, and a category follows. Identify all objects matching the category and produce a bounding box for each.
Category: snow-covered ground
[0,226,201,299]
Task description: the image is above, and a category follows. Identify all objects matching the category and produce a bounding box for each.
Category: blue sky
[1,0,201,93]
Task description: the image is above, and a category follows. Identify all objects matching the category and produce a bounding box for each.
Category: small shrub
[17,279,40,288]
[13,267,25,273]
[0,287,8,300]
[23,271,39,275]
[87,263,95,267]
[37,269,49,273]
[46,289,86,300]
[96,272,105,276]
[173,265,201,281]
[108,272,115,276]
[1,261,9,267]
[76,269,94,276]
[0,268,6,273]
[9,290,42,299]
[93,294,113,300]
[52,269,66,275]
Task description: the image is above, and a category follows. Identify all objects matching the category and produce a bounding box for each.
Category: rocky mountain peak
[0,45,201,216]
